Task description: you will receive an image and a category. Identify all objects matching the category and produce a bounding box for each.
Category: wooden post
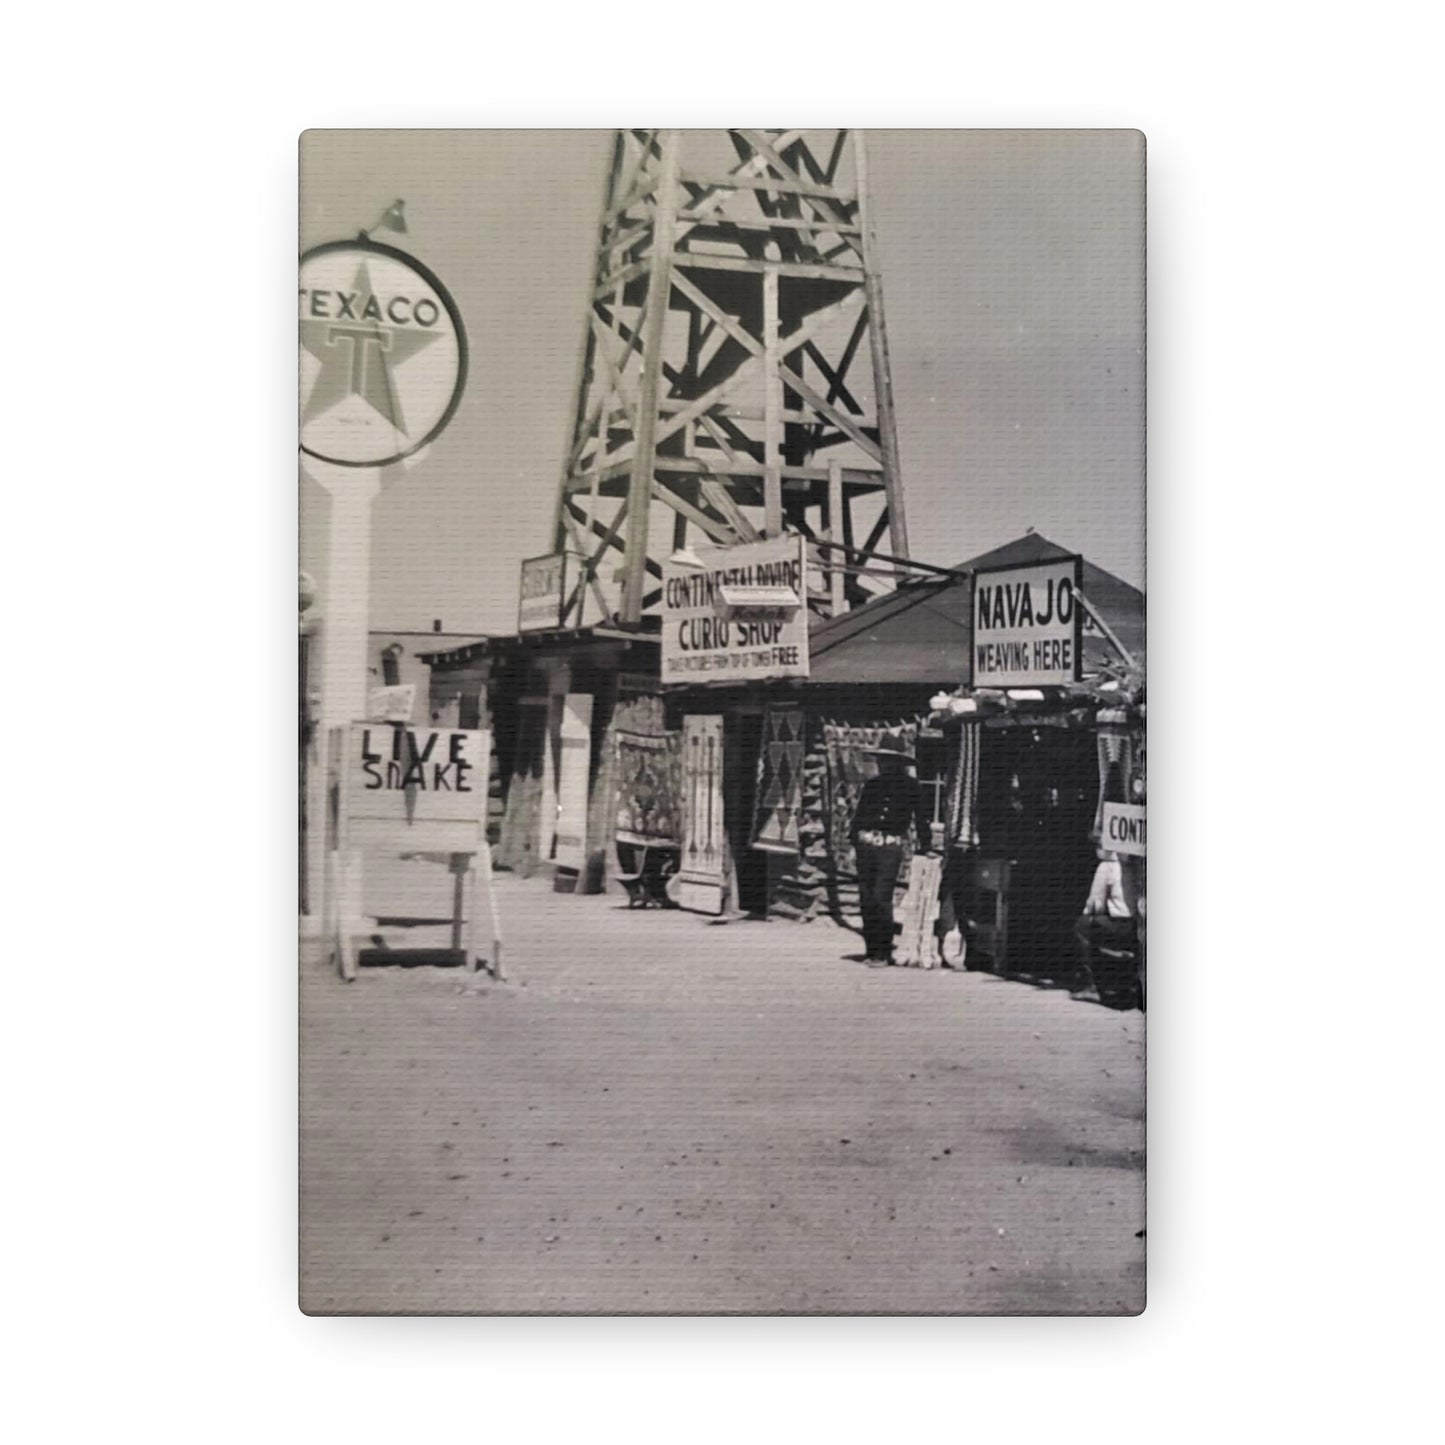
[551,133,621,571]
[477,837,505,980]
[622,129,680,625]
[331,725,359,982]
[827,458,845,615]
[450,855,467,956]
[762,266,782,538]
[853,133,909,560]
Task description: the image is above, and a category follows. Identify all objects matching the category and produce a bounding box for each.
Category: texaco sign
[299,238,467,468]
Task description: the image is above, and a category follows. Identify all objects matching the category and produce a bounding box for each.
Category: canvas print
[299,129,1146,1314]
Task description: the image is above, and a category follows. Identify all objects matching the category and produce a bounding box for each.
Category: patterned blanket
[751,705,805,853]
[614,730,682,846]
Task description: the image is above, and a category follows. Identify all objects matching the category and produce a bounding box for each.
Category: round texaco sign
[299,238,467,468]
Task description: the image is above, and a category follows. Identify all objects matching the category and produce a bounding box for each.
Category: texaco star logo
[299,239,467,468]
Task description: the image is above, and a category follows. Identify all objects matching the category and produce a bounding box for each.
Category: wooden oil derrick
[550,129,910,628]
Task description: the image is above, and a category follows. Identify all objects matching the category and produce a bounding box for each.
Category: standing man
[850,737,933,966]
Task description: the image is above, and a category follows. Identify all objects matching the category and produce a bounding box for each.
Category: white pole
[303,457,381,975]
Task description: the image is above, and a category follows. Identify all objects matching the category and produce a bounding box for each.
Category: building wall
[368,632,483,723]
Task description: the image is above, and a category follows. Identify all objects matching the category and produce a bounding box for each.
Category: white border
[10,4,1437,1438]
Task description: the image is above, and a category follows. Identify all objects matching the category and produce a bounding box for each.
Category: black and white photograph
[299,128,1146,1314]
[16,4,1445,1433]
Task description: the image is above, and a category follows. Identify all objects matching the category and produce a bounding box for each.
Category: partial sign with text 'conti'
[1101,802,1146,857]
[971,556,1083,688]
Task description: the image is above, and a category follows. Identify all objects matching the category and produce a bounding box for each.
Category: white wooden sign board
[330,724,503,978]
[972,556,1083,687]
[552,693,593,871]
[367,683,416,722]
[661,535,809,683]
[1101,801,1147,858]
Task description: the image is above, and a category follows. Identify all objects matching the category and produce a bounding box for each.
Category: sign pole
[300,231,468,978]
[304,457,381,979]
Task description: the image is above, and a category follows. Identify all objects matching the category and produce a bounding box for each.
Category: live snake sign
[344,724,488,839]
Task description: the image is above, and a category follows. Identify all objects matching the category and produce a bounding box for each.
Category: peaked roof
[806,531,1144,686]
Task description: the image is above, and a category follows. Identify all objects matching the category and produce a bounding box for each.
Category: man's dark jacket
[850,770,932,851]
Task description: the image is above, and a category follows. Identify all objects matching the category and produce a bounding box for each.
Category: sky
[300,129,1144,635]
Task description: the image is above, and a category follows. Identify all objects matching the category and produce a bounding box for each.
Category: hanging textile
[942,721,982,848]
[751,704,805,854]
[823,721,919,878]
[678,715,726,913]
[614,730,682,846]
[1092,716,1137,842]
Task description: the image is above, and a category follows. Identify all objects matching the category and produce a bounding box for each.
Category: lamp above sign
[299,238,468,469]
[714,581,802,622]
[971,555,1083,688]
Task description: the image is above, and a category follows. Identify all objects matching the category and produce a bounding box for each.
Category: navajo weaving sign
[751,705,805,853]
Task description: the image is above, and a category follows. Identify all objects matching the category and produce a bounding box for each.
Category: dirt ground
[300,873,1145,1314]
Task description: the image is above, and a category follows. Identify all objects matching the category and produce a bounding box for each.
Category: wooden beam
[860,505,891,557]
[553,141,620,550]
[679,171,852,203]
[675,212,861,237]
[566,497,664,580]
[763,267,782,538]
[622,128,680,624]
[673,252,863,284]
[594,254,651,299]
[588,310,636,408]
[853,132,909,557]
[736,129,861,245]
[643,292,862,461]
[802,339,863,416]
[609,130,653,218]
[566,494,627,562]
[672,152,772,245]
[828,458,845,616]
[668,269,758,358]
[775,361,883,462]
[698,475,760,542]
[559,507,616,625]
[653,482,738,545]
[696,412,740,465]
[597,220,649,258]
[567,456,885,489]
[606,167,661,222]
